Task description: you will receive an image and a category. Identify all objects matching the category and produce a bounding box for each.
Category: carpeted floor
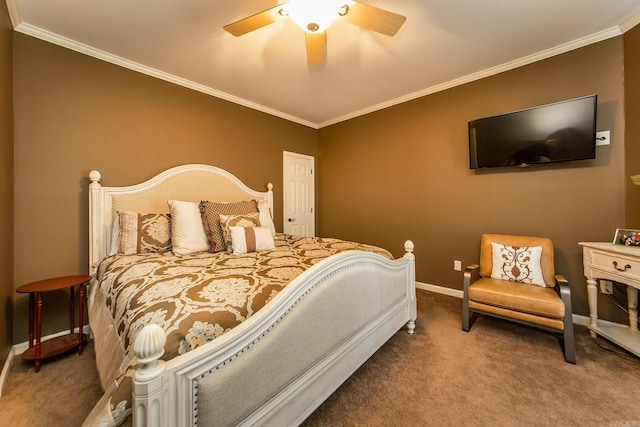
[1,290,639,426]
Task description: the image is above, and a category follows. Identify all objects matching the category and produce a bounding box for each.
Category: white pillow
[490,242,545,287]
[167,200,209,255]
[229,226,275,254]
[219,213,261,253]
[257,200,277,237]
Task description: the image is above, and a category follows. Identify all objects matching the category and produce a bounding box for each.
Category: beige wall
[318,38,628,323]
[625,24,640,226]
[0,2,14,366]
[12,34,317,342]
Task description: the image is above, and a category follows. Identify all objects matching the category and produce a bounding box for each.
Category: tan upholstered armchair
[462,234,576,364]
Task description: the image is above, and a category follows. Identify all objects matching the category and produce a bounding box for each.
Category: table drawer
[590,250,640,280]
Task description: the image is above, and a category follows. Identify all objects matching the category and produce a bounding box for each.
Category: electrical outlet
[596,131,610,146]
[600,280,613,294]
[454,260,462,271]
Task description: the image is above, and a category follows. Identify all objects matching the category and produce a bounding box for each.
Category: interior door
[283,151,315,236]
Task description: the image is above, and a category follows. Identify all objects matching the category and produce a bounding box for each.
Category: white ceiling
[7,0,640,128]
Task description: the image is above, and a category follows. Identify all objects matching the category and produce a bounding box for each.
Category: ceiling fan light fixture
[223,1,406,66]
[285,0,352,32]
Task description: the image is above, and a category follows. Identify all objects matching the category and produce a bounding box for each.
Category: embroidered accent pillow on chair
[490,242,546,287]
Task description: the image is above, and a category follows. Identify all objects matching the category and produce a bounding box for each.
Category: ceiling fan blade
[223,4,287,37]
[341,1,406,36]
[306,30,326,66]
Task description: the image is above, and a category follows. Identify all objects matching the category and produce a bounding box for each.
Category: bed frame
[87,164,416,426]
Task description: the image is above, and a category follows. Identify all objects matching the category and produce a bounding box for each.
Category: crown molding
[11,20,318,129]
[318,25,622,128]
[6,0,21,29]
[620,11,640,34]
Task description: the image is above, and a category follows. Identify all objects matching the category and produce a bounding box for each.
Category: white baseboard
[416,281,464,298]
[0,325,91,398]
[572,313,590,326]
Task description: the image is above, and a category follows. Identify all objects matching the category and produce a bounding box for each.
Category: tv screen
[468,95,597,169]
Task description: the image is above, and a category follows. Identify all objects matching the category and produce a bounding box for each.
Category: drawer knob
[613,261,632,272]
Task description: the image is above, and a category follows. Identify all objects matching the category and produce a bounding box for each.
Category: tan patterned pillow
[117,211,171,254]
[199,200,258,252]
[219,213,261,253]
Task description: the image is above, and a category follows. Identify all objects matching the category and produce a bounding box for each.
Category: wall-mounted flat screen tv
[468,94,597,169]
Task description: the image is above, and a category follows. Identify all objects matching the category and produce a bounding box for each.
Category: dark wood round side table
[16,274,91,372]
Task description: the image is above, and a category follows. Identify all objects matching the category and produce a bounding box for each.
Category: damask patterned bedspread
[96,234,393,365]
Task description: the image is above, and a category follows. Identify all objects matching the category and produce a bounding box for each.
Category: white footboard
[132,242,416,426]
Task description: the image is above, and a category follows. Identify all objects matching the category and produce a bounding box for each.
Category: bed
[84,164,416,426]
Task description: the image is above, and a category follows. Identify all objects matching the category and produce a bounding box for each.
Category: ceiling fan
[223,1,406,66]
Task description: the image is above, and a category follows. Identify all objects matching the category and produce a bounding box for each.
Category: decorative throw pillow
[229,226,275,254]
[257,200,277,237]
[168,200,210,255]
[116,211,171,255]
[491,243,546,287]
[199,200,258,252]
[219,213,261,253]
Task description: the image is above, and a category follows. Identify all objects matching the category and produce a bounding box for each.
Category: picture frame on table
[613,228,640,246]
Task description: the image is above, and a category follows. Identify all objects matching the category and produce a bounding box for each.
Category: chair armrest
[464,264,481,291]
[554,274,573,314]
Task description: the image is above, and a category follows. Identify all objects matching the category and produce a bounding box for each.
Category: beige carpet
[0,290,638,426]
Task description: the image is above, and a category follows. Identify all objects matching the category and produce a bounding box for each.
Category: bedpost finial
[89,170,101,184]
[134,324,166,365]
[133,324,166,383]
[267,183,273,191]
[404,240,414,253]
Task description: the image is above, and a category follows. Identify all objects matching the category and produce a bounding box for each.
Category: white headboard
[88,164,274,272]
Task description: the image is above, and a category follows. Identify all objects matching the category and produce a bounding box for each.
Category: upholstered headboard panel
[111,171,268,213]
[88,164,273,272]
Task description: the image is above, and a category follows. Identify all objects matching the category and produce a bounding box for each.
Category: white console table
[579,242,640,356]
